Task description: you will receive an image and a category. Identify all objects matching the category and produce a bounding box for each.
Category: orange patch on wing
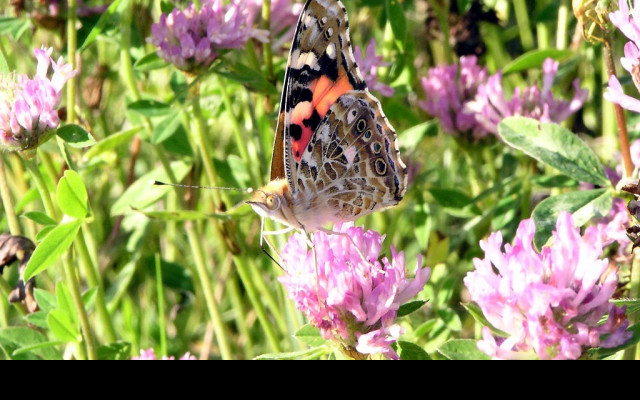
[291,125,314,161]
[310,74,354,118]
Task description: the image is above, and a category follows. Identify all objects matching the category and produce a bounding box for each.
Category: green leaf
[463,303,509,337]
[532,174,578,188]
[161,125,193,157]
[98,342,132,360]
[414,201,431,250]
[34,289,57,313]
[79,0,127,51]
[23,311,49,329]
[56,170,89,219]
[128,100,172,118]
[21,211,56,226]
[0,327,62,360]
[438,339,491,360]
[83,126,143,161]
[152,109,183,145]
[532,189,612,249]
[56,282,78,324]
[134,52,169,71]
[110,161,192,216]
[399,121,438,150]
[12,341,65,357]
[490,193,521,231]
[502,49,574,75]
[56,125,97,148]
[499,117,609,186]
[23,220,83,282]
[35,226,56,242]
[147,258,195,293]
[0,46,8,74]
[429,188,481,216]
[414,319,438,338]
[294,325,326,347]
[48,309,80,343]
[135,209,230,221]
[398,341,431,360]
[437,309,462,332]
[107,262,136,312]
[611,299,640,315]
[436,277,456,307]
[398,300,429,317]
[254,347,329,360]
[213,61,278,95]
[588,323,640,359]
[0,17,29,40]
[386,0,407,50]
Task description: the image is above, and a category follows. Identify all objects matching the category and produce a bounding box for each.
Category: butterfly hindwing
[295,91,407,222]
[271,0,367,190]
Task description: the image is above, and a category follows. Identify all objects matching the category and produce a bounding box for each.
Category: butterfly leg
[259,217,286,271]
[305,231,324,310]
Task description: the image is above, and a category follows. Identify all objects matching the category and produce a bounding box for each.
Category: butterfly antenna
[153,180,254,193]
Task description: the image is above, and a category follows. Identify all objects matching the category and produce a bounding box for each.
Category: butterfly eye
[266,195,279,211]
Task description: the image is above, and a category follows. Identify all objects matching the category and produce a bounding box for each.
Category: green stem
[185,222,233,360]
[245,41,261,72]
[67,0,77,124]
[227,274,255,359]
[556,0,570,50]
[262,0,275,83]
[248,258,288,335]
[190,88,224,207]
[0,156,21,236]
[513,0,535,51]
[63,254,98,360]
[624,251,640,360]
[37,151,60,186]
[120,0,179,261]
[234,254,282,353]
[520,158,533,220]
[155,253,168,357]
[430,0,453,64]
[603,39,634,177]
[24,160,58,220]
[216,75,257,186]
[26,160,96,359]
[75,227,117,343]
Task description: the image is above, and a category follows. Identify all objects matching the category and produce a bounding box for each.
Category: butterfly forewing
[271,0,367,190]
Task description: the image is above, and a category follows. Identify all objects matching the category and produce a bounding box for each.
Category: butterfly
[248,0,407,235]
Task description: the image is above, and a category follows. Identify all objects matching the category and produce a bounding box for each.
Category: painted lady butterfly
[248,0,407,233]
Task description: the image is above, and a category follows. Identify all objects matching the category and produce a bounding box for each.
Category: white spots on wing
[321,16,328,25]
[296,52,319,69]
[304,13,314,26]
[327,28,334,37]
[326,43,336,59]
[346,109,358,124]
[289,49,300,66]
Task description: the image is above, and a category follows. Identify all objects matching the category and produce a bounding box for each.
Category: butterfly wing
[270,0,367,191]
[295,91,407,225]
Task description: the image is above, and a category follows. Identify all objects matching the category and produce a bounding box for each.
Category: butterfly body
[248,0,406,232]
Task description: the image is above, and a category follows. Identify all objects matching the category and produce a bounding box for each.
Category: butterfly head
[246,179,300,229]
